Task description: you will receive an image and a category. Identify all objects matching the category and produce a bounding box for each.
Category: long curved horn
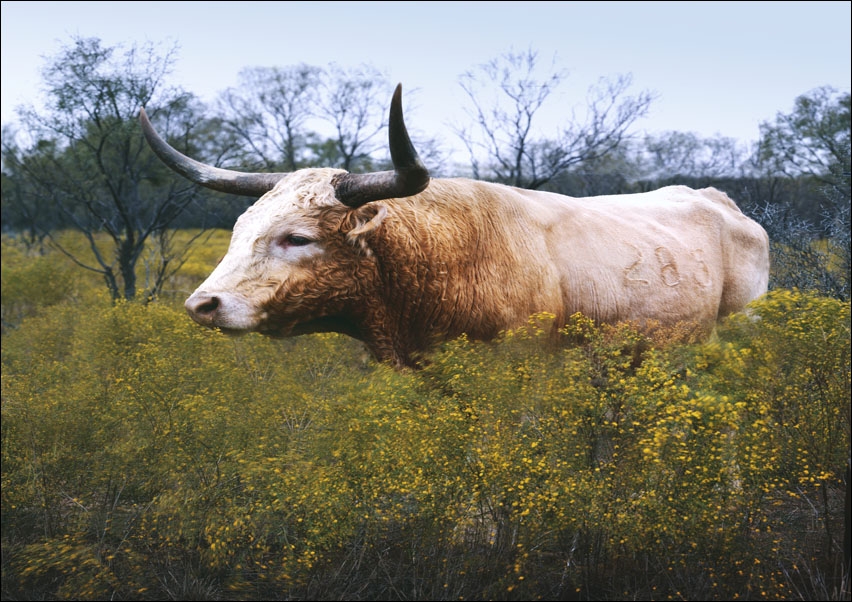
[139,108,288,197]
[332,84,430,208]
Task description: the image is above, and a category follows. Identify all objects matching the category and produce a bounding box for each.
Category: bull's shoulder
[693,186,743,214]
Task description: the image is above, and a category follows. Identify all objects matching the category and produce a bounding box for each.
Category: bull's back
[530,185,769,327]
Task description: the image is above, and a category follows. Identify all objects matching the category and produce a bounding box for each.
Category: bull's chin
[186,317,258,336]
[256,315,361,340]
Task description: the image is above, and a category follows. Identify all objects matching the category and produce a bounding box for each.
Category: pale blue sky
[2,0,850,152]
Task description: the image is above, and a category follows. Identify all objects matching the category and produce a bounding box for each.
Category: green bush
[0,237,79,330]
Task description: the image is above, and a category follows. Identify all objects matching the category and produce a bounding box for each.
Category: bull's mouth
[213,326,253,337]
[185,311,257,335]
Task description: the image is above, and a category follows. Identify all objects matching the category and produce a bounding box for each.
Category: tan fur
[186,174,769,367]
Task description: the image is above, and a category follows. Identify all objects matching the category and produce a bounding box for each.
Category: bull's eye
[287,235,312,246]
[278,234,313,248]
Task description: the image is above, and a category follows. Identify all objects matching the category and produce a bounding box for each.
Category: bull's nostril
[196,296,220,316]
[186,294,221,323]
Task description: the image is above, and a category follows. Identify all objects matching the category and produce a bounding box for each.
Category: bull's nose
[185,293,220,326]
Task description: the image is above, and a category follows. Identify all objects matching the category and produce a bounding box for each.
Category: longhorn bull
[140,84,770,367]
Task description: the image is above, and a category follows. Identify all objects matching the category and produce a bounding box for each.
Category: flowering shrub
[2,234,849,600]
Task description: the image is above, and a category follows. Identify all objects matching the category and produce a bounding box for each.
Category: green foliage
[0,230,232,333]
[0,236,79,330]
[758,86,850,186]
[2,232,850,600]
[754,86,851,301]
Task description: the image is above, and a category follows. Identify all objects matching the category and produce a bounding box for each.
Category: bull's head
[140,84,430,339]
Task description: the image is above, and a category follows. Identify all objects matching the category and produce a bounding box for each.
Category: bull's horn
[139,108,287,197]
[332,84,430,208]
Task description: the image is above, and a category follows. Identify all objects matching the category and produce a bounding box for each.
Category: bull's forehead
[232,168,345,240]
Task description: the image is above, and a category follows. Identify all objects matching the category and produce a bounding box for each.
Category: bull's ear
[343,203,388,243]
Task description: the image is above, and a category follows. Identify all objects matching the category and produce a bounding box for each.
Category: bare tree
[315,64,392,172]
[752,199,849,300]
[217,64,322,171]
[456,49,655,189]
[2,36,208,302]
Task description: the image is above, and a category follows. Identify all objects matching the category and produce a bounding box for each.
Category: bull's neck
[364,201,509,362]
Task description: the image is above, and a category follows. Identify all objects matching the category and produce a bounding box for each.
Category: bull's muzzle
[184,290,261,332]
